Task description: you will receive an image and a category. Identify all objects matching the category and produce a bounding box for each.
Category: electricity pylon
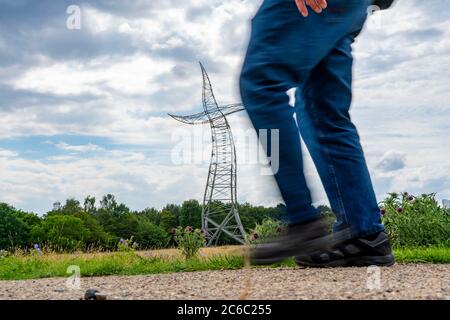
[169,63,246,246]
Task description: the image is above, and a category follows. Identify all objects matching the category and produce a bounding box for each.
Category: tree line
[1,194,322,252]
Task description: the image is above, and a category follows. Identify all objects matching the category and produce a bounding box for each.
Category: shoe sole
[251,229,352,266]
[294,254,395,268]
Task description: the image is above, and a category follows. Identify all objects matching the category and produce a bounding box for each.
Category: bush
[31,215,89,252]
[117,237,139,252]
[173,226,205,259]
[380,192,450,248]
[246,218,285,244]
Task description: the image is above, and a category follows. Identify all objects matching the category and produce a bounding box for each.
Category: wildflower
[408,195,415,203]
[34,244,43,254]
[171,228,177,235]
[396,207,403,213]
[252,233,259,240]
[380,208,386,215]
[276,227,283,233]
[185,226,193,233]
[119,238,128,247]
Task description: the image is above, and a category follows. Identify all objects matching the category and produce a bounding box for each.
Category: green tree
[100,194,118,212]
[11,208,41,246]
[73,211,112,249]
[160,208,178,230]
[179,200,202,229]
[61,198,83,215]
[135,217,170,249]
[84,195,96,214]
[162,204,180,225]
[0,203,29,249]
[139,207,160,225]
[31,215,89,252]
[238,202,284,232]
[95,195,134,244]
[113,213,140,239]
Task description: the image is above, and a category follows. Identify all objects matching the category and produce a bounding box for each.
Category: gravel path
[1,264,449,300]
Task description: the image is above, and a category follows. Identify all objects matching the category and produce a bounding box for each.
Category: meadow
[1,245,449,280]
[1,192,448,280]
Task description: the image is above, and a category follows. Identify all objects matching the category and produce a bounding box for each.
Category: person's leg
[295,34,385,238]
[240,2,320,226]
[240,0,374,227]
[240,0,385,264]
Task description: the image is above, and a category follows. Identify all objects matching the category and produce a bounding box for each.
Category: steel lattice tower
[169,63,246,245]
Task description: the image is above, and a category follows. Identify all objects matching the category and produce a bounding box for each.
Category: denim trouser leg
[295,36,385,237]
[240,52,319,225]
[240,0,385,236]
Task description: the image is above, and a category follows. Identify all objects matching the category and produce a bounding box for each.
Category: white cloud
[0,149,18,158]
[376,151,407,172]
[12,55,173,96]
[55,142,104,153]
[0,149,206,214]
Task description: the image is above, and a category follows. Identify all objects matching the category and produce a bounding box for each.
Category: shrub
[173,226,205,259]
[246,218,285,244]
[0,250,8,259]
[117,237,139,252]
[380,192,450,248]
[31,215,89,252]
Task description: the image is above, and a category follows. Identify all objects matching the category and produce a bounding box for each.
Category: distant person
[240,0,395,267]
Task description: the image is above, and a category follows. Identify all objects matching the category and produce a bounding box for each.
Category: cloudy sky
[0,0,449,215]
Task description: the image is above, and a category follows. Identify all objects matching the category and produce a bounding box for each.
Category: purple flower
[33,244,43,254]
[119,238,128,247]
[396,207,403,213]
[408,195,415,202]
[171,228,177,235]
[380,208,386,215]
[185,226,193,233]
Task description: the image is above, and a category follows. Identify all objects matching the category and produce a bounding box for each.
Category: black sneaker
[250,216,350,265]
[294,231,395,268]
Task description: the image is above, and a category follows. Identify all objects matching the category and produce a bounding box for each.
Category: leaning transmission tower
[169,63,246,246]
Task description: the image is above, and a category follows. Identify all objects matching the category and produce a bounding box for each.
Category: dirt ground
[1,263,449,300]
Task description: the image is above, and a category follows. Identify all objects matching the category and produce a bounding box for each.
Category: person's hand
[295,0,327,17]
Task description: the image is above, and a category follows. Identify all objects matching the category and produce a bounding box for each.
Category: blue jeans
[239,0,384,237]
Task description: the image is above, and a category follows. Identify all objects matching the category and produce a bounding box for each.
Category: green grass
[0,247,449,281]
[0,252,245,280]
[391,247,450,264]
